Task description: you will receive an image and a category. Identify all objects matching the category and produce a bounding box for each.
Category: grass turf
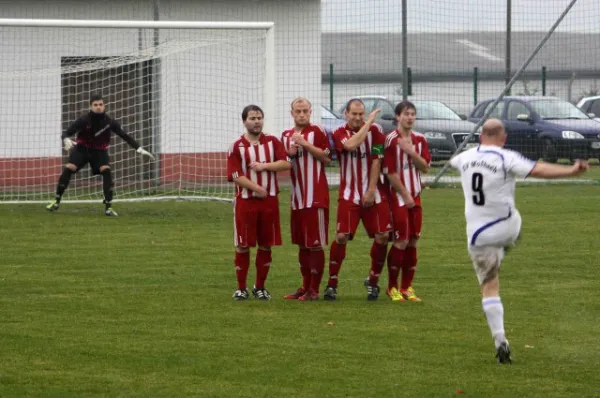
[1,185,599,397]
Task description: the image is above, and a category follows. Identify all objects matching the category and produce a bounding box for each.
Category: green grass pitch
[1,185,599,397]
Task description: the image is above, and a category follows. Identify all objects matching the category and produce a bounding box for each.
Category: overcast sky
[322,0,600,32]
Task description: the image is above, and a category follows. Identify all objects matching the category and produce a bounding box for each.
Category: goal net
[0,19,274,203]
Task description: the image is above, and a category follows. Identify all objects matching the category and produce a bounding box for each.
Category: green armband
[372,144,384,156]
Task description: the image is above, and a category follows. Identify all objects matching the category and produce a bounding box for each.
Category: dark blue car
[469,96,600,162]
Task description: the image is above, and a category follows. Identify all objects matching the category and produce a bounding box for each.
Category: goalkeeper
[46,94,155,216]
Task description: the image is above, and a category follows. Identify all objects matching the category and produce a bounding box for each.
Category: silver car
[576,95,600,122]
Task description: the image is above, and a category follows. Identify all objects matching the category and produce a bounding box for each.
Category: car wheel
[541,138,558,163]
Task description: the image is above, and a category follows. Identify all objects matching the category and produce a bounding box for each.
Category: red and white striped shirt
[333,123,387,205]
[226,133,289,199]
[383,130,432,207]
[281,124,331,210]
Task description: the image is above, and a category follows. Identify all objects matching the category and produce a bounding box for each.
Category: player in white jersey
[450,118,588,364]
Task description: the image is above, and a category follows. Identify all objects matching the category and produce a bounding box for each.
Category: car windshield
[412,101,462,120]
[529,100,589,120]
[321,106,339,119]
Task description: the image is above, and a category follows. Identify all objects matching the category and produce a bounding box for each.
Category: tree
[575,81,599,104]
[515,79,539,96]
[515,79,556,98]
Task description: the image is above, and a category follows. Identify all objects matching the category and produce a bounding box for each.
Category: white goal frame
[0,18,276,204]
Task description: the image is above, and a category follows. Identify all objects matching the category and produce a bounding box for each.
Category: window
[361,99,377,113]
[321,106,338,119]
[590,100,600,117]
[580,99,592,113]
[529,99,588,119]
[376,100,396,119]
[471,103,487,119]
[507,101,530,120]
[484,101,505,118]
[412,101,461,120]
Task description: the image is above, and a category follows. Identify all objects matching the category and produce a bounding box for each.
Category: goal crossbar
[0,18,274,30]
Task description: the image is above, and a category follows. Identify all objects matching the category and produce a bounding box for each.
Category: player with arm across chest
[321,98,392,301]
[227,104,292,301]
[449,118,588,364]
[280,97,332,301]
[46,94,154,216]
[382,100,432,302]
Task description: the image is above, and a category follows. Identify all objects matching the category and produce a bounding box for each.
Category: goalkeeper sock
[298,248,311,291]
[387,246,404,290]
[55,168,74,202]
[309,249,325,294]
[101,168,114,209]
[482,296,506,348]
[327,241,346,288]
[368,241,388,286]
[255,248,272,289]
[234,250,250,290]
[400,247,417,290]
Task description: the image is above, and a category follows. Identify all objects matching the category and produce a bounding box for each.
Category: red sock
[299,248,311,291]
[309,249,325,294]
[401,247,418,290]
[255,249,272,289]
[234,251,250,290]
[387,246,404,290]
[327,241,346,288]
[368,242,388,286]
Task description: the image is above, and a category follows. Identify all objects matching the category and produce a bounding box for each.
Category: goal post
[0,18,275,204]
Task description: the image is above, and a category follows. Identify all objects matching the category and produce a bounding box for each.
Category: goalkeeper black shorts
[68,146,110,175]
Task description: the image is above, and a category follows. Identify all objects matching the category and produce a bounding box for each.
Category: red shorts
[390,205,423,242]
[291,207,329,248]
[336,199,392,239]
[234,196,282,247]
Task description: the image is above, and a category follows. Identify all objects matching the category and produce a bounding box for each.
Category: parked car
[576,95,600,122]
[320,105,345,160]
[469,96,600,162]
[320,105,345,133]
[337,96,480,160]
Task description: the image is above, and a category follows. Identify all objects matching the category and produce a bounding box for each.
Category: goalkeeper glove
[63,138,76,151]
[137,147,155,160]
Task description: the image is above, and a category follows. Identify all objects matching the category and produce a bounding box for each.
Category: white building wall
[0,0,321,157]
